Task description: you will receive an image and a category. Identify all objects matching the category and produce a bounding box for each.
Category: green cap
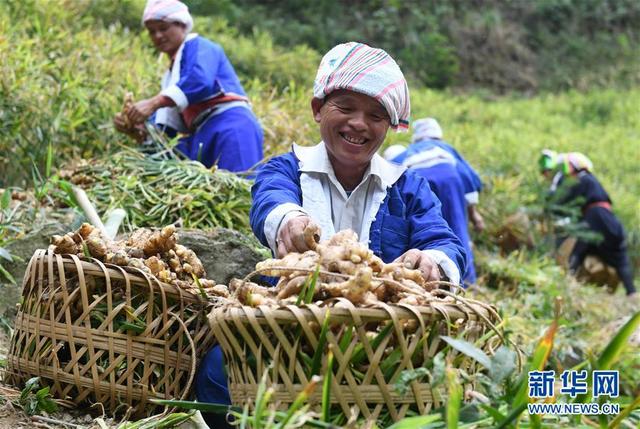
[538,149,557,172]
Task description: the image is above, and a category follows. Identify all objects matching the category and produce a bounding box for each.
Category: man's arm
[250,154,306,254]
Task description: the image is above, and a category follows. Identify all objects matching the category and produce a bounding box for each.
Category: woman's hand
[113,112,131,134]
[113,113,147,143]
[276,216,321,257]
[125,94,175,125]
[394,249,441,281]
[126,98,158,124]
[468,205,485,232]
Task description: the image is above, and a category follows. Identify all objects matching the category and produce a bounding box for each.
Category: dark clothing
[555,171,611,208]
[554,171,635,294]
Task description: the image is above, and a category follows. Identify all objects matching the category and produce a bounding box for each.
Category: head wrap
[538,149,557,172]
[313,42,410,132]
[412,117,443,143]
[382,144,406,161]
[559,152,594,175]
[142,0,193,33]
[539,149,594,174]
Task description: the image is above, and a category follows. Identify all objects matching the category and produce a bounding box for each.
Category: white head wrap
[382,144,406,161]
[313,42,410,132]
[142,0,193,33]
[412,117,443,143]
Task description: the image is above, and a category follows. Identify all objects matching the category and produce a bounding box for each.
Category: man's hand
[394,249,441,281]
[276,216,321,257]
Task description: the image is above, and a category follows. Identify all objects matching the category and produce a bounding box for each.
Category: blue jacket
[394,139,482,199]
[163,35,248,109]
[250,151,466,279]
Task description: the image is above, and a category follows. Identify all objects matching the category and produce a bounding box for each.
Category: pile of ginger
[230,229,438,307]
[50,223,228,296]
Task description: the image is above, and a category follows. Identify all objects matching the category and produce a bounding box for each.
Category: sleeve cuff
[465,191,479,205]
[264,203,307,254]
[161,85,189,111]
[421,249,461,286]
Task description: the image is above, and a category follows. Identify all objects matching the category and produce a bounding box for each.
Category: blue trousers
[176,107,263,172]
[195,345,231,405]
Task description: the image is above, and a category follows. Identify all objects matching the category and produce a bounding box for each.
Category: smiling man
[250,42,466,284]
[195,43,468,423]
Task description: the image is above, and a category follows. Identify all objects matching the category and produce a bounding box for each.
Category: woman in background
[114,0,263,172]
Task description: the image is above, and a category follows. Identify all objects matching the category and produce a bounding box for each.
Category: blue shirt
[250,149,467,282]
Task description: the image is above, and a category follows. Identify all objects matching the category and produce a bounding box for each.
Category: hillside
[0,1,639,428]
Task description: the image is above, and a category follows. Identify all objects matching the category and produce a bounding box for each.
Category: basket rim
[27,249,209,305]
[209,299,496,325]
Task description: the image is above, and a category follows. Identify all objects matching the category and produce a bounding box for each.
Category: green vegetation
[196,0,640,92]
[0,1,639,428]
[18,377,58,416]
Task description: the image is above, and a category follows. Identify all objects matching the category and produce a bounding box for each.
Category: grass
[1,2,639,428]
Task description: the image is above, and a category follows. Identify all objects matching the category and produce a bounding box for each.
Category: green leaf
[596,311,640,370]
[56,180,79,208]
[385,415,441,429]
[488,346,517,384]
[351,322,393,366]
[191,274,208,300]
[0,264,16,285]
[446,368,462,429]
[45,142,53,178]
[480,404,506,422]
[0,189,10,210]
[310,309,331,377]
[393,367,429,397]
[431,354,446,388]
[150,399,233,414]
[441,336,491,368]
[509,320,557,421]
[274,376,320,429]
[322,350,333,422]
[254,370,272,429]
[35,386,50,400]
[0,248,13,262]
[21,377,40,401]
[608,394,640,429]
[304,265,320,304]
[494,403,528,429]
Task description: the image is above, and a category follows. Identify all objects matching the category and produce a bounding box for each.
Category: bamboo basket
[210,297,502,422]
[6,249,216,417]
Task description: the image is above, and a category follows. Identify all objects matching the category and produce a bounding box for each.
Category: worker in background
[539,150,636,296]
[113,0,263,172]
[384,117,484,285]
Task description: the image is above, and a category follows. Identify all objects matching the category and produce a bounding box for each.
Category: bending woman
[114,0,263,171]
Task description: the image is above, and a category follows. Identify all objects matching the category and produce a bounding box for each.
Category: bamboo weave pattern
[210,297,501,422]
[7,249,215,416]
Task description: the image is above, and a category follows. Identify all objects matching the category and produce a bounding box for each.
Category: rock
[1,222,69,319]
[176,228,269,285]
[0,225,269,320]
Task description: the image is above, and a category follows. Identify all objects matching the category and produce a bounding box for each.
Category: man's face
[145,20,187,56]
[311,90,390,172]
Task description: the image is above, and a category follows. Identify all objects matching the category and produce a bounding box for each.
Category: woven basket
[210,297,501,422]
[6,249,215,417]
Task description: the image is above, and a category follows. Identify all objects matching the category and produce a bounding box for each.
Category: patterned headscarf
[539,149,594,174]
[142,0,193,33]
[313,42,410,132]
[412,117,443,143]
[558,152,594,174]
